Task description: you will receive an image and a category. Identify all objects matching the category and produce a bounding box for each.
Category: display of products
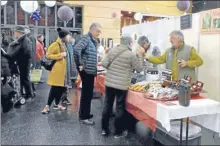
[145,87,179,100]
[129,81,161,92]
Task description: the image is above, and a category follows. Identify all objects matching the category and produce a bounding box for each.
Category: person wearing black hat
[6,26,34,99]
[41,28,73,114]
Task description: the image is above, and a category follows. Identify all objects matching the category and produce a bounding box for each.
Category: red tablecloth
[79,74,203,132]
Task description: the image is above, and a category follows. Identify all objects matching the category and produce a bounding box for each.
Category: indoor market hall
[1,0,220,145]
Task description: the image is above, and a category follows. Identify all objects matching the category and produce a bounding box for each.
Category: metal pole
[179,119,183,146]
[186,117,189,145]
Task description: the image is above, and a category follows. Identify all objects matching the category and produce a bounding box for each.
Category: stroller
[8,62,26,105]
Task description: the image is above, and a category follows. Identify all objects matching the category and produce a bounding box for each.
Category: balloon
[177,0,191,12]
[134,12,143,21]
[112,12,117,18]
[30,11,41,21]
[57,5,74,22]
[20,1,39,13]
[44,1,56,7]
[1,1,7,6]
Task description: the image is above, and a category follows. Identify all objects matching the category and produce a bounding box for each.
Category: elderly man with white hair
[74,23,102,125]
[101,34,145,138]
[146,30,203,81]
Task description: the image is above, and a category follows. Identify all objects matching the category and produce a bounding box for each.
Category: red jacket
[36,40,45,61]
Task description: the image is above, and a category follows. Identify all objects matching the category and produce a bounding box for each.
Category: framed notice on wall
[200,8,220,34]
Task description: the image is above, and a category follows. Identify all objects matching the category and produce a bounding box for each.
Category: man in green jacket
[146,30,203,81]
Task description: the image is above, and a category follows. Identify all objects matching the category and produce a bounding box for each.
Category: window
[57,5,64,27]
[17,2,25,25]
[66,7,74,28]
[39,4,46,26]
[28,13,35,25]
[1,6,4,24]
[48,6,55,26]
[75,7,82,28]
[7,2,15,24]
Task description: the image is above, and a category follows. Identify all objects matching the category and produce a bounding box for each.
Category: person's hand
[61,52,66,58]
[137,48,145,56]
[178,59,187,68]
[79,66,84,71]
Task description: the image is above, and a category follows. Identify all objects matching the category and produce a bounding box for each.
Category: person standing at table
[74,23,102,125]
[101,35,145,138]
[146,30,203,81]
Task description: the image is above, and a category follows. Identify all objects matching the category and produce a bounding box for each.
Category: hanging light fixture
[20,1,39,13]
[45,1,56,7]
[1,0,7,6]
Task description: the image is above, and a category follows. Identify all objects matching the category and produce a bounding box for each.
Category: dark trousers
[102,86,127,134]
[18,63,33,98]
[79,70,95,120]
[47,86,66,106]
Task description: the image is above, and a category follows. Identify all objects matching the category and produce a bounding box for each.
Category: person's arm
[7,41,21,59]
[46,42,63,60]
[187,48,203,68]
[73,37,89,67]
[131,53,144,73]
[147,51,167,64]
[101,53,110,69]
[35,43,41,60]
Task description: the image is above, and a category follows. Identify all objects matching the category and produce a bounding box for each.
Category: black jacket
[7,34,32,65]
[1,49,11,77]
[26,33,36,68]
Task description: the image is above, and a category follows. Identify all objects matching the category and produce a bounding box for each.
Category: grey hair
[170,30,184,41]
[89,23,101,30]
[120,34,133,47]
[138,36,149,45]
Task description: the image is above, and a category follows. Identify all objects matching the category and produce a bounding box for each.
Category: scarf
[64,44,72,88]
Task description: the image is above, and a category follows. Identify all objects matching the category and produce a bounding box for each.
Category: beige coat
[102,45,144,90]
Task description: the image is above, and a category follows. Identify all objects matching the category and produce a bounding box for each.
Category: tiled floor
[1,82,143,145]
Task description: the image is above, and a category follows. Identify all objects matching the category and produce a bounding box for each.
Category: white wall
[198,34,220,102]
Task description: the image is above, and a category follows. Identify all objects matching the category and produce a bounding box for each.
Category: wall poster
[200,8,220,34]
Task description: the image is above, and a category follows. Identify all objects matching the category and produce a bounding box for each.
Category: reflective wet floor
[1,73,143,145]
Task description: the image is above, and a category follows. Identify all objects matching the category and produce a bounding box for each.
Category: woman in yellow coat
[42,28,72,114]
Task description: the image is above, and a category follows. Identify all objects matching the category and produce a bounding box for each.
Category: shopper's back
[102,44,144,90]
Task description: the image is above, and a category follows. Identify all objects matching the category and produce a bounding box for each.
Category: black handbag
[40,43,62,71]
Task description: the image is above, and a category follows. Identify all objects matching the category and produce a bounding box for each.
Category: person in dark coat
[1,34,11,83]
[6,26,33,99]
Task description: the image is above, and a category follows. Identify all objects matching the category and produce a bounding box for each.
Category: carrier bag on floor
[30,69,42,83]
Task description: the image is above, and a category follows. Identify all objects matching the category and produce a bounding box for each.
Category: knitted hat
[14,26,26,34]
[57,28,69,38]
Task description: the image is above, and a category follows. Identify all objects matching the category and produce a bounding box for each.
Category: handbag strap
[57,42,63,53]
[108,49,127,68]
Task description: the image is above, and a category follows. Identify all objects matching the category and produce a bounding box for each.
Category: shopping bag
[30,69,42,83]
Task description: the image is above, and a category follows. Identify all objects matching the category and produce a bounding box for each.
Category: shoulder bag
[40,43,63,71]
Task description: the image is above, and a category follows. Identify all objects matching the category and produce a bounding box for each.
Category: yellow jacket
[47,38,67,87]
[147,47,203,81]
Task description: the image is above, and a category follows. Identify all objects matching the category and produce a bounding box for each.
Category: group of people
[1,26,46,99]
[40,22,203,139]
[1,22,203,139]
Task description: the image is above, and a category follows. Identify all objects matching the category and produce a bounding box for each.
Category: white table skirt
[156,99,220,134]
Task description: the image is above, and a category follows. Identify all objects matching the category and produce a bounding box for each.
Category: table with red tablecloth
[77,74,220,135]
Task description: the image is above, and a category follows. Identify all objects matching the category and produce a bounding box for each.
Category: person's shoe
[101,130,109,136]
[58,104,67,110]
[79,119,95,125]
[62,99,71,105]
[89,114,93,119]
[114,130,128,139]
[41,105,50,114]
[53,104,59,110]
